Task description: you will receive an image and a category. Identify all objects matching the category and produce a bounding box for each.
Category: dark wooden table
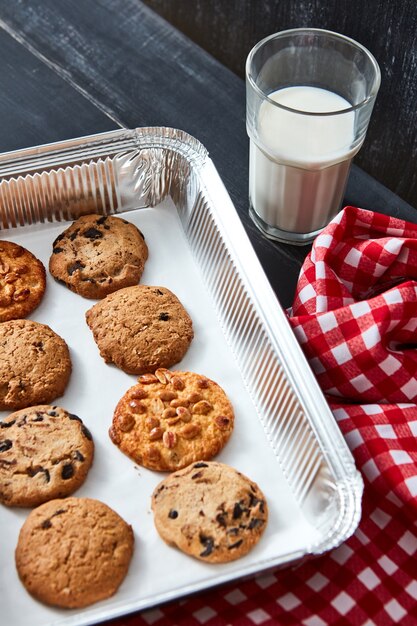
[0,0,414,310]
[1,2,416,625]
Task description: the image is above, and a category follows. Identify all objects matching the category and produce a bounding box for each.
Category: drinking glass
[246,28,381,245]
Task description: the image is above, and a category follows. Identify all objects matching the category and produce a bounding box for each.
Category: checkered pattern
[108,207,417,626]
[290,207,417,404]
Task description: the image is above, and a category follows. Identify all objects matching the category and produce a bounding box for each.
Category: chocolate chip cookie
[0,405,94,507]
[86,285,194,374]
[152,461,268,563]
[15,497,134,608]
[0,319,72,410]
[49,213,148,299]
[110,370,234,471]
[0,240,46,322]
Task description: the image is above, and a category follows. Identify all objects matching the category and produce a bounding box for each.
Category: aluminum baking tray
[0,127,363,626]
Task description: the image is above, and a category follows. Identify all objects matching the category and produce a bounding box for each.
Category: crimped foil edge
[0,127,208,228]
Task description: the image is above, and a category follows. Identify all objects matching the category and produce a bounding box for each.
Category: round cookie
[0,405,94,507]
[109,370,234,471]
[15,497,134,608]
[0,240,46,322]
[0,319,72,410]
[151,461,268,563]
[49,213,148,299]
[86,285,194,374]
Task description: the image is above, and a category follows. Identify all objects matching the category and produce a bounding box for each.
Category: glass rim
[245,27,381,117]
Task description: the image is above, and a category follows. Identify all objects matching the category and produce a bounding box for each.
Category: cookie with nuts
[86,285,194,374]
[151,461,268,563]
[109,370,234,471]
[0,319,72,410]
[0,405,94,507]
[15,497,134,608]
[49,213,148,299]
[0,241,46,322]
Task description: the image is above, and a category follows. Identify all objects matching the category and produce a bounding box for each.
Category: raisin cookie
[49,214,148,299]
[0,405,94,507]
[15,497,134,608]
[152,461,268,563]
[0,241,46,322]
[110,370,234,471]
[0,319,72,410]
[86,285,194,374]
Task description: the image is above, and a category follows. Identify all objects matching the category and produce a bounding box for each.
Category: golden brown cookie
[0,319,72,410]
[152,461,268,563]
[0,405,94,507]
[15,497,134,608]
[86,285,194,374]
[0,241,46,322]
[49,214,148,299]
[109,370,234,471]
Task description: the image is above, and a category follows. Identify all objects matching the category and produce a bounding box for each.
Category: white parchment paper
[0,200,321,626]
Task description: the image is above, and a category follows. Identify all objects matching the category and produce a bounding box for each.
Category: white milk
[249,86,357,235]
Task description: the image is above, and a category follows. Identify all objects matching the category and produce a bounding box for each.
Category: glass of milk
[246,28,380,244]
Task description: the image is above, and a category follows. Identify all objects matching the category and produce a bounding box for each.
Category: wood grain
[0,25,117,152]
[143,0,417,210]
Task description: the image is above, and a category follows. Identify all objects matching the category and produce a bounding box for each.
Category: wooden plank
[0,25,117,152]
[0,0,249,202]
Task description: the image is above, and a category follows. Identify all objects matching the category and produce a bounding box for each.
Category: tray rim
[0,126,364,625]
[0,123,364,528]
[194,148,364,550]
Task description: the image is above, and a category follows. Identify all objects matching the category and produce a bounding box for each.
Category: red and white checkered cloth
[110,206,417,626]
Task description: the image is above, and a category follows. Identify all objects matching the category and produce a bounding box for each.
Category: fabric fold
[288,204,417,518]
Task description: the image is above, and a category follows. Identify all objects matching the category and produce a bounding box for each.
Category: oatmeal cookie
[0,405,94,507]
[0,240,46,322]
[109,369,234,471]
[152,461,268,563]
[15,497,134,608]
[86,285,194,374]
[0,319,72,410]
[49,213,148,299]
